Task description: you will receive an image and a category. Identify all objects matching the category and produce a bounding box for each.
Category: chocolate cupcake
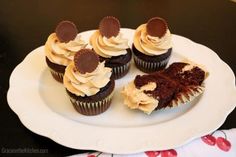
[45,20,87,83]
[122,62,208,114]
[90,16,132,79]
[63,49,115,116]
[133,17,172,73]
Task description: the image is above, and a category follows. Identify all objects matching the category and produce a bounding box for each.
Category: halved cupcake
[90,16,132,79]
[133,17,172,73]
[63,49,115,116]
[45,20,87,82]
[122,62,208,114]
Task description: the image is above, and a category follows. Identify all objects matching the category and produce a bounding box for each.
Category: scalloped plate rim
[7,28,236,154]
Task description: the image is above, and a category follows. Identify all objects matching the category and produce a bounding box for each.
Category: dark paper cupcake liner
[69,91,114,116]
[49,68,64,83]
[133,54,170,73]
[112,62,131,79]
[169,86,204,108]
[99,49,132,80]
[45,57,66,83]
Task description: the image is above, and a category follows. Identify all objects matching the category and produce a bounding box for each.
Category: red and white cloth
[69,129,236,157]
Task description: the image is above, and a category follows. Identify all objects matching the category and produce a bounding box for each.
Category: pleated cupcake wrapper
[69,91,114,116]
[49,68,64,83]
[158,85,205,110]
[112,62,131,79]
[133,54,170,72]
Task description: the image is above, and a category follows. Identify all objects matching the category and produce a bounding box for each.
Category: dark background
[1,0,236,156]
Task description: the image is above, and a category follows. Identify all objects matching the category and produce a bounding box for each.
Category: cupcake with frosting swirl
[63,49,115,116]
[90,16,132,79]
[132,17,172,73]
[45,20,87,82]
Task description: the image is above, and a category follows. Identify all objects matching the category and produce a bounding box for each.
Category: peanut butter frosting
[90,30,129,58]
[45,33,87,66]
[133,24,172,56]
[121,81,159,114]
[63,61,112,97]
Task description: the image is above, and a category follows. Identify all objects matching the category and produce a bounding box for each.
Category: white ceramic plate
[7,29,236,154]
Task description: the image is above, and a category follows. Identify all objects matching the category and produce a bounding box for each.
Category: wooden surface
[1,0,236,156]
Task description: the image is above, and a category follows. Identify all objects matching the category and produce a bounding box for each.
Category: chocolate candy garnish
[99,16,120,38]
[146,17,168,38]
[55,20,78,43]
[74,49,99,74]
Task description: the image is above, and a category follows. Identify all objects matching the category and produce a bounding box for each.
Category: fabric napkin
[69,128,236,157]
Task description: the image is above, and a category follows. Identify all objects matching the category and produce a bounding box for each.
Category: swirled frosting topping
[63,49,112,97]
[45,20,87,66]
[133,17,172,56]
[90,31,129,58]
[90,16,129,58]
[122,81,159,114]
[45,33,87,66]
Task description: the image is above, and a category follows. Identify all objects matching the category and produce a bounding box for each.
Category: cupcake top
[45,20,87,66]
[63,49,112,97]
[133,17,172,56]
[90,16,129,58]
[122,62,208,114]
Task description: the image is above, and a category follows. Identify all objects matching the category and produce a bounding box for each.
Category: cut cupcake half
[122,62,208,114]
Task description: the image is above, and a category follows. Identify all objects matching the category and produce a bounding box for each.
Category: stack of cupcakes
[133,17,173,73]
[45,20,87,82]
[90,16,132,79]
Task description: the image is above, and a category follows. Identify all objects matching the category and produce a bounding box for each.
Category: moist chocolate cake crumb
[133,62,206,109]
[134,72,179,109]
[163,62,205,86]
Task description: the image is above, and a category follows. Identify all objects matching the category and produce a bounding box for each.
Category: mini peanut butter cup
[55,20,78,43]
[74,49,99,74]
[99,16,120,38]
[146,17,168,38]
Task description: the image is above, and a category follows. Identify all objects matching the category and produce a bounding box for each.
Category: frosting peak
[133,24,172,56]
[90,30,129,58]
[45,33,87,66]
[121,81,159,114]
[64,61,112,97]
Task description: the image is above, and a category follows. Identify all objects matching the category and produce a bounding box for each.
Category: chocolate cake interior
[134,62,206,109]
